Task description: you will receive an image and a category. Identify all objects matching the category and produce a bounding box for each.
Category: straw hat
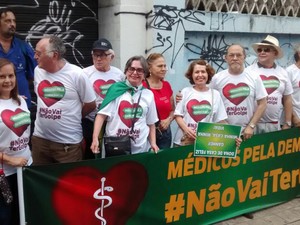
[252,35,283,59]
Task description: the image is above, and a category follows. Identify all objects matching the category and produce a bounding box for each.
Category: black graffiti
[186,34,229,71]
[26,0,97,67]
[1,0,39,9]
[146,5,240,71]
[147,5,205,30]
[210,13,236,31]
[114,10,152,17]
[1,0,98,68]
[146,5,206,67]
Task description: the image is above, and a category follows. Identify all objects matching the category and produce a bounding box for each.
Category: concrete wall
[98,0,152,71]
[147,1,300,94]
[98,0,300,94]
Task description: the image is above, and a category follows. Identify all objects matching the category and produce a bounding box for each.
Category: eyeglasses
[34,50,55,57]
[257,47,273,53]
[127,67,144,75]
[92,52,111,59]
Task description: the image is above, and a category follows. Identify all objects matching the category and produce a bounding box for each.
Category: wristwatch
[285,121,292,127]
[248,123,256,129]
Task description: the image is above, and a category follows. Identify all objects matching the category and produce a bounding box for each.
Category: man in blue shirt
[0,8,37,109]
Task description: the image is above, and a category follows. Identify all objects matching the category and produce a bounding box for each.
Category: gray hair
[124,55,149,77]
[45,35,66,59]
[107,49,115,58]
[225,44,246,57]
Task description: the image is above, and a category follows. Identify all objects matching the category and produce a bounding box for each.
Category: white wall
[98,0,300,141]
[98,0,152,71]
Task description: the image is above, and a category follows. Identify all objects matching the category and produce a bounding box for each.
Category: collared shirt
[257,62,277,69]
[0,37,37,108]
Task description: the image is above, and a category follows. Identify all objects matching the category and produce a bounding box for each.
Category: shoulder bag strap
[130,90,142,133]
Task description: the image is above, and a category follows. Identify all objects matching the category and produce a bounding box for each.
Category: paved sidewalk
[214,198,300,225]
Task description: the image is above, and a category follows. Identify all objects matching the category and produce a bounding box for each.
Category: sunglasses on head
[257,47,273,53]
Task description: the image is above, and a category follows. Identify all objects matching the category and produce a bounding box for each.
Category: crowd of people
[0,7,299,225]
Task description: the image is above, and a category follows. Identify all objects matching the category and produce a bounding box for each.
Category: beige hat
[252,35,283,59]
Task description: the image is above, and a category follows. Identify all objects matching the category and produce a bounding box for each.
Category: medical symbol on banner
[93,177,113,225]
[52,163,148,224]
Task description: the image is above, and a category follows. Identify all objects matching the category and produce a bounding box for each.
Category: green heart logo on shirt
[118,101,142,128]
[187,99,211,122]
[223,83,250,106]
[260,75,279,94]
[38,80,66,107]
[1,108,30,137]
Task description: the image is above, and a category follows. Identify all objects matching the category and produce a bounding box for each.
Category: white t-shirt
[34,62,96,144]
[83,65,125,121]
[98,89,158,154]
[0,97,32,176]
[173,87,227,145]
[286,64,300,118]
[247,63,293,122]
[210,69,267,128]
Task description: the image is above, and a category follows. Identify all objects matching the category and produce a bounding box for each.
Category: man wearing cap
[210,44,267,141]
[286,44,300,127]
[82,38,125,159]
[247,35,293,133]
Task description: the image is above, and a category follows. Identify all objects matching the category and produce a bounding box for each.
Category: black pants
[82,118,95,160]
[0,173,19,225]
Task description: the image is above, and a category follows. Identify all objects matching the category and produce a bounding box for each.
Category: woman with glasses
[91,55,159,155]
[143,53,175,149]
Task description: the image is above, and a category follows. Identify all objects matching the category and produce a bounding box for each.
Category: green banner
[194,122,241,157]
[22,128,300,225]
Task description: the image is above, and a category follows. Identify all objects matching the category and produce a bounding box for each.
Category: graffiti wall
[147,3,299,93]
[0,0,98,68]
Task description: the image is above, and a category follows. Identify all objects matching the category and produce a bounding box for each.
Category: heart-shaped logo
[186,99,211,122]
[223,83,250,105]
[38,80,65,107]
[52,161,148,225]
[260,75,279,95]
[1,108,30,137]
[118,100,141,128]
[93,79,115,99]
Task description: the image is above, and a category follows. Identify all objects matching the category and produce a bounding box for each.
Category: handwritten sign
[194,122,241,158]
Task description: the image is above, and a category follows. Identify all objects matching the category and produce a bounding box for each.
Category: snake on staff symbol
[93,177,114,225]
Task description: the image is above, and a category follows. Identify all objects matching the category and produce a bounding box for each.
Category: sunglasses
[257,47,274,53]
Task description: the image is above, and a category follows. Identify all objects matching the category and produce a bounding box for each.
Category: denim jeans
[156,126,172,149]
